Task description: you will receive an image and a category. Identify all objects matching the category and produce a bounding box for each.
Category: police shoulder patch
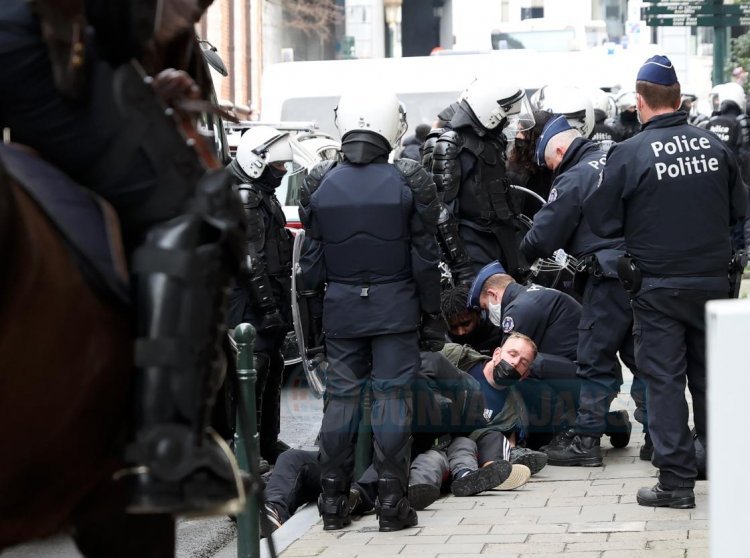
[547,188,558,202]
[501,316,515,333]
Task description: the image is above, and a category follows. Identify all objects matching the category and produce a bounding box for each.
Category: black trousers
[318,332,419,485]
[576,277,646,434]
[631,287,725,488]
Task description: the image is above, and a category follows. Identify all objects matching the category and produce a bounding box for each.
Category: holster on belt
[616,254,642,295]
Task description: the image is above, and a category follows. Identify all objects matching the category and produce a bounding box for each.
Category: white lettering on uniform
[650,133,721,181]
[588,155,607,171]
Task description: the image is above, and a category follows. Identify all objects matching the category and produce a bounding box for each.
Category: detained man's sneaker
[408,483,441,510]
[546,435,603,467]
[451,460,512,497]
[639,433,654,461]
[636,483,695,509]
[605,410,632,448]
[261,502,284,538]
[349,485,373,517]
[495,464,531,490]
[509,447,548,475]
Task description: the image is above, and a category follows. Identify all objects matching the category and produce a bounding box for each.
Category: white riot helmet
[334,89,407,148]
[710,82,747,113]
[235,125,293,179]
[591,88,616,119]
[534,84,595,138]
[616,91,637,114]
[462,73,534,137]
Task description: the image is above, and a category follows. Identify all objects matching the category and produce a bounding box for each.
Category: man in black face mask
[227,126,295,468]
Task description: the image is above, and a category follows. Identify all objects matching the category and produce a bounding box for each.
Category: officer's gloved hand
[259,309,285,334]
[419,313,447,352]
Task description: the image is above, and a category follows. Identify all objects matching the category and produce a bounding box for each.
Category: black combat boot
[317,477,352,530]
[376,478,418,532]
[637,483,695,509]
[546,434,603,467]
[373,438,417,532]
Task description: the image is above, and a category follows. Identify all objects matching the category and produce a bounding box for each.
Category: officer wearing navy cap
[520,115,648,466]
[584,55,747,508]
[467,261,582,446]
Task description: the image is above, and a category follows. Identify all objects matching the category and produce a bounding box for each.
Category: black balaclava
[227,159,285,193]
[340,131,392,164]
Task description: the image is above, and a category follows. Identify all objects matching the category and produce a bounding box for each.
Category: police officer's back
[584,55,746,508]
[299,89,443,532]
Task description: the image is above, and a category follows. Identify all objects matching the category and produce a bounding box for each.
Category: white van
[259,50,628,140]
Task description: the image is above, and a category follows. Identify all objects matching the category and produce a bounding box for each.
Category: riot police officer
[606,91,641,142]
[0,0,246,516]
[299,88,443,531]
[585,55,746,508]
[590,89,618,152]
[227,126,294,465]
[520,115,645,467]
[431,73,535,282]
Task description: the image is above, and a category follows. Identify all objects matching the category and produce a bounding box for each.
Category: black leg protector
[259,350,284,461]
[317,476,352,530]
[373,438,418,532]
[124,170,247,516]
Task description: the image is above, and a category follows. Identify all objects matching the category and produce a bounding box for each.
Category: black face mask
[255,165,285,191]
[492,359,522,386]
[621,110,639,124]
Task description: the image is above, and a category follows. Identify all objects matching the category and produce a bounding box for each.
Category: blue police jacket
[499,282,581,361]
[584,111,746,278]
[521,138,624,263]
[306,161,439,337]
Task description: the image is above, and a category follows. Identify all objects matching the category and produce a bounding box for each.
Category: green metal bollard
[233,323,260,558]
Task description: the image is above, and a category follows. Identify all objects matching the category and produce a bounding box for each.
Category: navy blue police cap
[534,114,572,167]
[467,260,506,308]
[637,55,678,86]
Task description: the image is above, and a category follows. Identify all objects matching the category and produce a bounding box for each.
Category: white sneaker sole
[494,464,531,491]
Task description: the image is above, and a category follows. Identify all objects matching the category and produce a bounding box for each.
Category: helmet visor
[502,96,535,140]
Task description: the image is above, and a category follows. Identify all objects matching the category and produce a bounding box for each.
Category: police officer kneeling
[299,89,444,531]
[584,55,747,508]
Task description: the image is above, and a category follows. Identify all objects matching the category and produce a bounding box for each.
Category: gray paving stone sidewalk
[277,436,708,558]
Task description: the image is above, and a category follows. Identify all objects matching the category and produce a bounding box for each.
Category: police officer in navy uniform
[520,115,646,467]
[584,55,747,508]
[431,74,535,282]
[227,126,294,466]
[467,262,582,447]
[298,89,444,531]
